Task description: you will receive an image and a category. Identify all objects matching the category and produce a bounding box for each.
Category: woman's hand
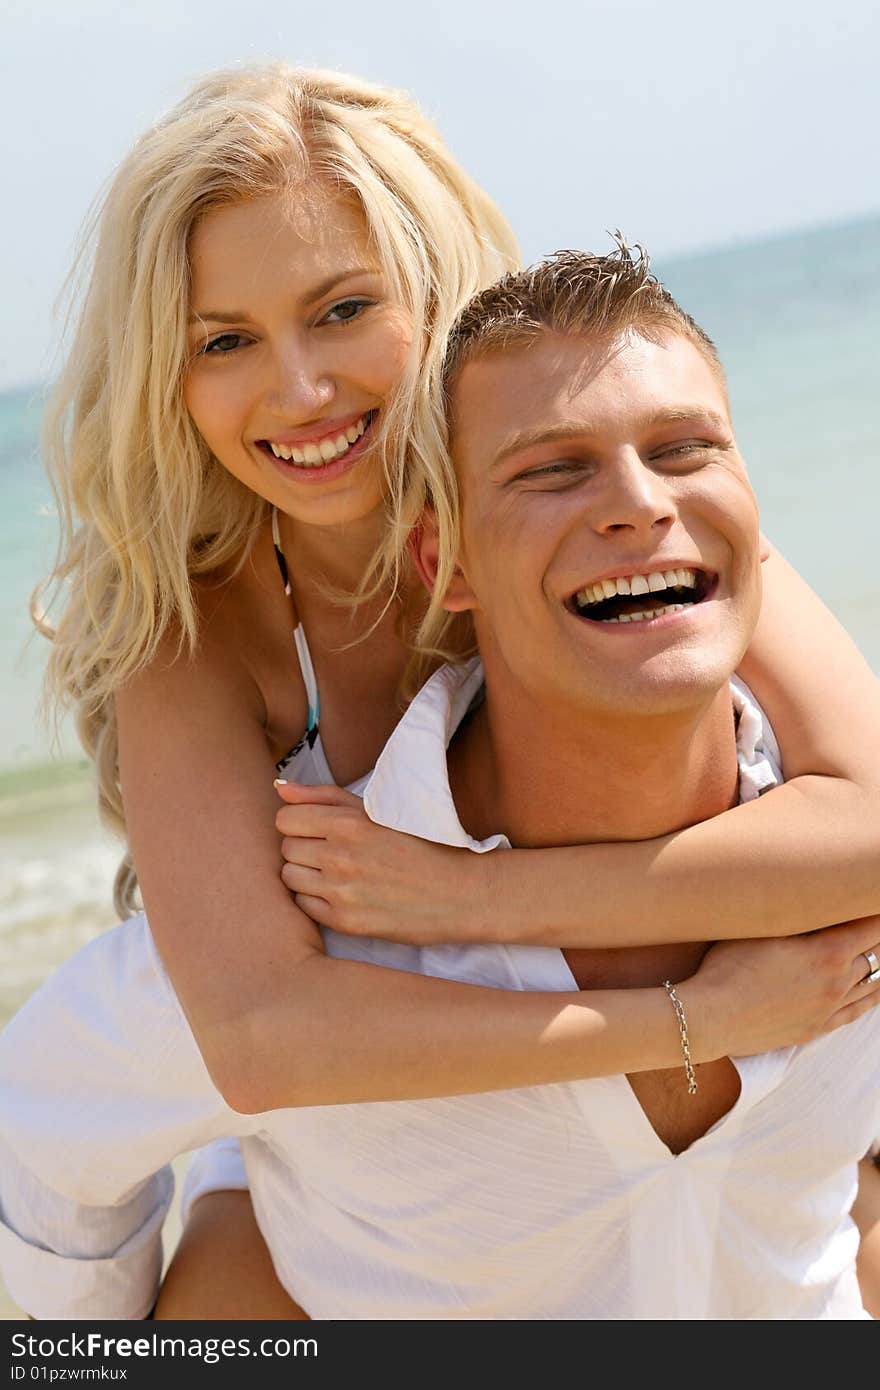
[275,780,491,941]
[683,916,880,1062]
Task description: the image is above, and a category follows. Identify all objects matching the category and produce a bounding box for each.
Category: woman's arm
[114,623,879,1115]
[278,545,880,948]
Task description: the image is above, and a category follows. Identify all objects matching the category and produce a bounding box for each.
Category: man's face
[445,329,762,719]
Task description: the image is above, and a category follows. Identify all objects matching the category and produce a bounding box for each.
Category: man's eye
[201,333,249,355]
[323,298,373,325]
[656,441,714,458]
[519,461,582,481]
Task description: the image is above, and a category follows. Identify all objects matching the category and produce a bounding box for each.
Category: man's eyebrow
[490,422,597,472]
[489,406,731,472]
[186,267,382,327]
[643,406,731,432]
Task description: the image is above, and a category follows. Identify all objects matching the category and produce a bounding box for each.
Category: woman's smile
[255,408,379,484]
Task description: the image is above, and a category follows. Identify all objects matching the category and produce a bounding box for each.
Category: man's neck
[448,673,740,850]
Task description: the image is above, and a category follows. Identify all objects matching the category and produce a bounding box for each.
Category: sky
[2,0,878,391]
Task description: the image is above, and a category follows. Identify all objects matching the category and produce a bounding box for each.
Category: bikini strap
[271,508,320,730]
[271,506,292,596]
[293,626,321,731]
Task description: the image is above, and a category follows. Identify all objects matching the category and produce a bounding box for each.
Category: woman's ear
[409,510,477,612]
[758,530,773,564]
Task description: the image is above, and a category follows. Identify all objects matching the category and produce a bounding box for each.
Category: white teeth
[571,561,705,624]
[603,603,687,625]
[574,568,700,607]
[265,414,370,467]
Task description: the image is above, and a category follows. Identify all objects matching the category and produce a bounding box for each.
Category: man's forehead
[450,329,730,456]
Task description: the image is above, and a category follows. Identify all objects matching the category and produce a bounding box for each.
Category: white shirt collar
[363,659,783,846]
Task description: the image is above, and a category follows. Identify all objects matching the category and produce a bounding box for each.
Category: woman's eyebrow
[187,267,382,326]
[186,309,247,326]
[301,266,382,306]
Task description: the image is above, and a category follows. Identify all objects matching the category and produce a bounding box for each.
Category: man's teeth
[602,604,689,624]
[267,415,369,465]
[574,568,697,609]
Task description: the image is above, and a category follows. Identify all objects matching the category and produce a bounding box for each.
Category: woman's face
[184,186,413,528]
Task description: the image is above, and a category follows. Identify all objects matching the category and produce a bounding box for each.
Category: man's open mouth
[566,567,715,624]
[257,410,377,466]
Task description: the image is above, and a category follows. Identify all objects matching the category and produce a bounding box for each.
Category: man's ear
[409,510,477,612]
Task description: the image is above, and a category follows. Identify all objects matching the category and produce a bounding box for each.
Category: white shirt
[0,661,877,1319]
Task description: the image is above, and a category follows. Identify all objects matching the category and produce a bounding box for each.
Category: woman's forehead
[188,188,377,303]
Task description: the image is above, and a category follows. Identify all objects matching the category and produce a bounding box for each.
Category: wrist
[662,980,698,1094]
[473,848,506,944]
[671,975,721,1066]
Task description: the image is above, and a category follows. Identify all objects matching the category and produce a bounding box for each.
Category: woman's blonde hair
[37,62,519,914]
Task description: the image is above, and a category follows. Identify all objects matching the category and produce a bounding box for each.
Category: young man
[1,249,879,1320]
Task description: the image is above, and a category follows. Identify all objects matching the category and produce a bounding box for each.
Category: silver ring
[863,950,880,984]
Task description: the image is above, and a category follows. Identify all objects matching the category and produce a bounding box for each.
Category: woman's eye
[322,298,372,325]
[201,332,249,355]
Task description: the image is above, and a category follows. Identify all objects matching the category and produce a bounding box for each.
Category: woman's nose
[266,340,335,418]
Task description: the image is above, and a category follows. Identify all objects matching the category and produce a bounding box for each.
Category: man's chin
[573,651,743,720]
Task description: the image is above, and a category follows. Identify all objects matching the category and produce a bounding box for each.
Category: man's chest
[564,941,740,1153]
[260,967,879,1220]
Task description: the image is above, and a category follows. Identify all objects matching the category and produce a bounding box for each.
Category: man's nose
[266,338,335,417]
[591,450,676,538]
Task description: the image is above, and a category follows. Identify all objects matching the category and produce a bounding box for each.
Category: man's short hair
[442,236,724,398]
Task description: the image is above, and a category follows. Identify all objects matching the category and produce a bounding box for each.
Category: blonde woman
[4,64,879,1320]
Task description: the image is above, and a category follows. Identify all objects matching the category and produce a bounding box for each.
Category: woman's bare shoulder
[118,522,295,731]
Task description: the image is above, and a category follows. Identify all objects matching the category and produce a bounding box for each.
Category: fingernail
[273,778,288,787]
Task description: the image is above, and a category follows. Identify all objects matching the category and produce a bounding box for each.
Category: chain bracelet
[663,980,698,1095]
